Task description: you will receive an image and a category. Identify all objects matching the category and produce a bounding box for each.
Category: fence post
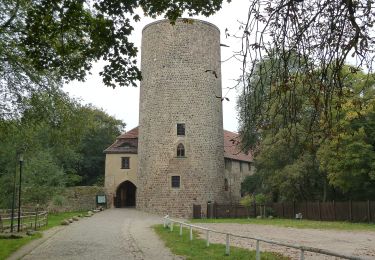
[293,201,296,218]
[300,249,305,260]
[46,212,48,227]
[256,240,260,260]
[206,230,210,247]
[163,218,166,228]
[282,202,284,218]
[170,222,173,232]
[333,200,336,221]
[189,226,193,241]
[254,202,257,217]
[305,201,308,219]
[318,201,321,221]
[349,200,352,222]
[225,234,230,255]
[180,224,183,236]
[34,208,39,231]
[367,200,371,223]
[0,215,2,233]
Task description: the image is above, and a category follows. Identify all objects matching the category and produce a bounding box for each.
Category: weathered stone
[61,220,70,225]
[73,216,79,221]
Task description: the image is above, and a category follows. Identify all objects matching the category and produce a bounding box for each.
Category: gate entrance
[115,181,136,208]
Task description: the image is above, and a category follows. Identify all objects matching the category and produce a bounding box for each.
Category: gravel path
[19,209,181,260]
[194,223,375,260]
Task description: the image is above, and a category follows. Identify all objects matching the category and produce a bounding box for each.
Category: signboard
[96,195,106,204]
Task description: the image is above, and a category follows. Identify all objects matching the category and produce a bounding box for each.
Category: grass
[190,218,375,231]
[0,211,84,260]
[153,224,289,260]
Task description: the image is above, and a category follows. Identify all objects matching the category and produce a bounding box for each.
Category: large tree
[237,0,375,147]
[0,0,226,118]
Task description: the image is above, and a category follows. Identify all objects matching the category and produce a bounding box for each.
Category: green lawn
[190,218,375,231]
[154,225,289,260]
[0,211,84,260]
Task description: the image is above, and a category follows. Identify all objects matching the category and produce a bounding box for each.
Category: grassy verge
[0,211,84,259]
[190,218,375,231]
[153,225,289,260]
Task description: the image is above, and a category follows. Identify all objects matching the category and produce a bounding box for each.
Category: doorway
[115,181,136,207]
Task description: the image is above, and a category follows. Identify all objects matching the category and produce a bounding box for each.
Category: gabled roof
[104,126,253,162]
[223,130,253,162]
[104,127,138,154]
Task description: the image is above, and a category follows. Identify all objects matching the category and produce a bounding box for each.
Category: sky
[63,1,250,132]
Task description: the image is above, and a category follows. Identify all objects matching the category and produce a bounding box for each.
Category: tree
[0,0,227,118]
[237,0,375,147]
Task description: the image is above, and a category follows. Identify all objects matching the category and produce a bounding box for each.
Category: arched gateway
[115,181,136,208]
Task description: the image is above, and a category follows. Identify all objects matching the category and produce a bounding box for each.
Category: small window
[177,143,185,157]
[177,123,185,136]
[240,162,243,172]
[121,157,130,169]
[171,176,180,188]
[248,162,251,171]
[224,178,229,191]
[225,158,232,170]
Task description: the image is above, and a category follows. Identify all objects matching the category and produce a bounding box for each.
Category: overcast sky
[63,1,249,132]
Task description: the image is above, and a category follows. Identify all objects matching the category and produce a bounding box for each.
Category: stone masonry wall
[137,19,226,217]
[48,186,106,213]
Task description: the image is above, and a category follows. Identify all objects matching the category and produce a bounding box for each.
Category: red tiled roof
[104,127,139,154]
[104,126,253,162]
[117,127,138,139]
[223,130,253,162]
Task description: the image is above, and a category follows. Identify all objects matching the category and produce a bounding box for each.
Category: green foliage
[0,89,124,207]
[239,58,375,201]
[153,225,288,260]
[0,0,227,117]
[239,194,254,208]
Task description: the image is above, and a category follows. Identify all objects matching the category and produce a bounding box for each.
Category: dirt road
[195,222,375,259]
[13,209,181,260]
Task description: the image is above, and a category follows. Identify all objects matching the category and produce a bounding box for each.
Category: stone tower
[137,19,225,217]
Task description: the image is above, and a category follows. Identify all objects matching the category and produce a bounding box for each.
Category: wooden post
[367,200,371,223]
[179,224,182,236]
[349,200,352,222]
[305,201,308,219]
[206,230,210,247]
[0,215,2,233]
[170,222,173,232]
[225,234,230,255]
[318,201,322,221]
[333,201,336,221]
[254,202,257,217]
[34,208,38,231]
[282,202,284,218]
[293,201,296,218]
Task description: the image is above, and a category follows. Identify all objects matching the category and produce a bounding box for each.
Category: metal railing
[163,216,364,260]
[0,209,48,233]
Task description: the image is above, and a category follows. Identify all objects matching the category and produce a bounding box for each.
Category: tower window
[177,143,185,157]
[121,157,130,169]
[224,178,229,191]
[177,123,185,136]
[171,176,180,188]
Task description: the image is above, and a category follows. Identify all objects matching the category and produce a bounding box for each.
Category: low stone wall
[48,186,106,213]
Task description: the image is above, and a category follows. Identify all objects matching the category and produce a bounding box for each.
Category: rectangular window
[121,157,130,169]
[171,176,180,188]
[248,162,251,171]
[177,123,185,136]
[240,162,243,172]
[225,158,232,171]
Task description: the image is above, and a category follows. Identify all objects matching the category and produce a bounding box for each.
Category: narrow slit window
[171,176,180,188]
[177,123,185,136]
[177,143,185,157]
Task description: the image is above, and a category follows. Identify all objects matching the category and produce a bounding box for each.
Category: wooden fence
[203,201,375,222]
[0,208,48,232]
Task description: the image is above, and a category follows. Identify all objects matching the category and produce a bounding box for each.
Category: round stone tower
[137,19,225,217]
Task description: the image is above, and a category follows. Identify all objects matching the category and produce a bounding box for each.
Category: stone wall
[48,186,106,213]
[137,19,226,218]
[224,159,255,202]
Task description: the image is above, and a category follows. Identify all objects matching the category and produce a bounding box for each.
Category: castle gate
[115,181,136,208]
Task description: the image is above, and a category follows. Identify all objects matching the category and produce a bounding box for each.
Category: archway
[115,181,136,208]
